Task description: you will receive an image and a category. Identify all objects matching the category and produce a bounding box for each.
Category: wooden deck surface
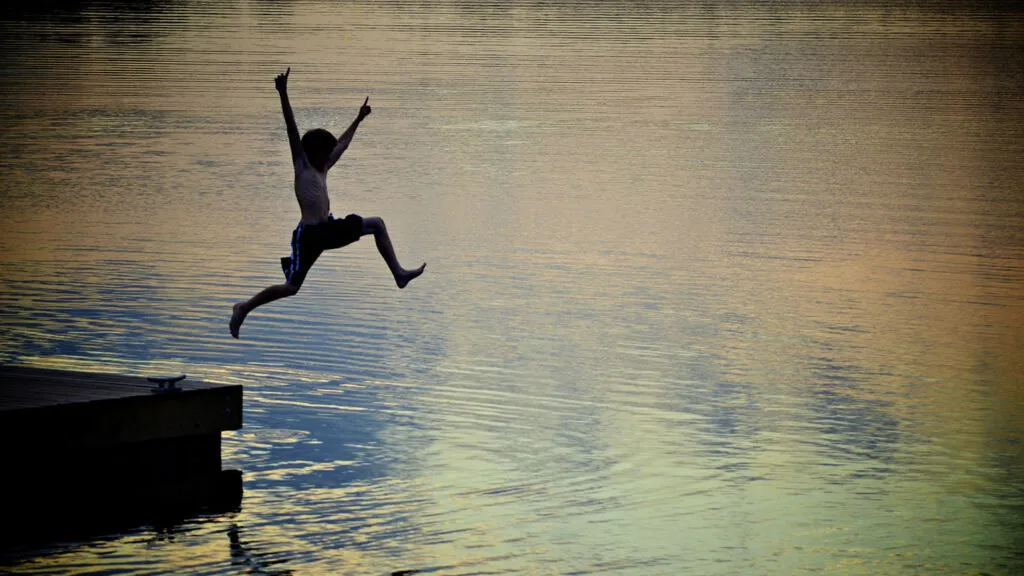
[1,366,217,409]
[0,365,243,446]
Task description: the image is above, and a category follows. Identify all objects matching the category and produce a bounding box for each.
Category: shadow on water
[808,356,900,479]
[0,480,243,576]
[985,399,1024,568]
[0,469,243,553]
[2,0,172,19]
[1,0,175,41]
[227,523,296,576]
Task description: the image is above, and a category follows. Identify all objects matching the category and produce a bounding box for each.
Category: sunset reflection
[2,1,1023,574]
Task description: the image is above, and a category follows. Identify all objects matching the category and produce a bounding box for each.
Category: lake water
[1,1,1023,574]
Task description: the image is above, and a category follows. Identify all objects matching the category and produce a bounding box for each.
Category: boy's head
[301,128,336,172]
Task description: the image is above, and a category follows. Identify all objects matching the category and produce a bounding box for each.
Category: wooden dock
[0,365,244,541]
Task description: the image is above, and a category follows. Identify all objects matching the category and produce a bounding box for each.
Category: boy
[230,68,425,339]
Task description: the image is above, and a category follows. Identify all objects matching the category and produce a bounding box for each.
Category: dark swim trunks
[280,213,363,288]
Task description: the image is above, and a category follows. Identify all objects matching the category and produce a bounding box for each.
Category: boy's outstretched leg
[230,283,299,338]
[361,216,425,288]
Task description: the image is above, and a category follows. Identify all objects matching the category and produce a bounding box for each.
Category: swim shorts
[280,213,363,288]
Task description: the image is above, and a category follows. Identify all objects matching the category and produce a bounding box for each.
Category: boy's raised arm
[326,97,372,171]
[276,68,306,167]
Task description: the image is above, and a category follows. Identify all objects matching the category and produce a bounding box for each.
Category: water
[1,1,1023,574]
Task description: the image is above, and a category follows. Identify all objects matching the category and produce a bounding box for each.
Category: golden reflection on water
[2,1,1023,575]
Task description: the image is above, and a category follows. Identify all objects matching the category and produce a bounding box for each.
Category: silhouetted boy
[230,68,425,339]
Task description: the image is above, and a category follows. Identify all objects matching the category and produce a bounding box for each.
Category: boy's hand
[358,97,371,120]
[275,67,290,93]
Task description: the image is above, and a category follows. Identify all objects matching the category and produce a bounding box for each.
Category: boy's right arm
[275,68,306,167]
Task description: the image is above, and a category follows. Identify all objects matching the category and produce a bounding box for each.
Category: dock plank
[2,366,220,404]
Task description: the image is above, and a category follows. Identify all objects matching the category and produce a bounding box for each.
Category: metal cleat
[148,374,186,394]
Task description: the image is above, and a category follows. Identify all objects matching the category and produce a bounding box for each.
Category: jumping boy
[230,68,425,339]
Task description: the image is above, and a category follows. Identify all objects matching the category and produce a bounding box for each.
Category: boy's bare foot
[396,263,426,289]
[229,303,246,339]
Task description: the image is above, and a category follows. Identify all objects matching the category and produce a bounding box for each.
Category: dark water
[2,1,1023,574]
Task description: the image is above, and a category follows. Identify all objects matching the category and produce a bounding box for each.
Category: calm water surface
[2,1,1023,574]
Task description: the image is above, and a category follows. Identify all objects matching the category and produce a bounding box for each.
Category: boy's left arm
[326,97,372,170]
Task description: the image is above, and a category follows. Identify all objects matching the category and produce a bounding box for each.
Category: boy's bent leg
[230,283,300,339]
[361,216,425,289]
